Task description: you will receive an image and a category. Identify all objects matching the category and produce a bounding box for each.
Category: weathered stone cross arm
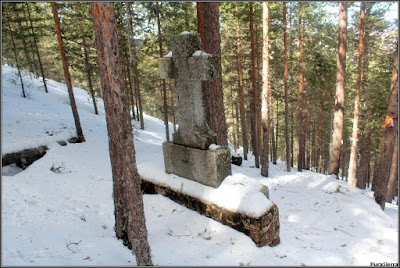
[159,52,220,81]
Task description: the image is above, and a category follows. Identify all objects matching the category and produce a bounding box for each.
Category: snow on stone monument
[158,32,231,188]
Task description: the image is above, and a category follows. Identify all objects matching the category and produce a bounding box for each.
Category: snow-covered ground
[1,65,398,266]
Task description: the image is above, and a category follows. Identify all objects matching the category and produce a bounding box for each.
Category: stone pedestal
[163,142,231,188]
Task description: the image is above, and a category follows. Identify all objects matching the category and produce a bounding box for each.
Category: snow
[178,31,192,35]
[2,65,398,266]
[164,51,172,58]
[208,143,220,150]
[192,50,213,57]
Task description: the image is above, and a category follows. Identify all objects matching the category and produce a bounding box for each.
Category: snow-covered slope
[1,65,398,266]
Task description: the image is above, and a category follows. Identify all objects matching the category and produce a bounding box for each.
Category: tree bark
[347,2,365,187]
[373,44,398,210]
[51,2,85,142]
[356,2,371,189]
[127,3,144,129]
[235,101,240,151]
[249,3,259,167]
[196,2,205,51]
[297,3,306,171]
[156,2,169,141]
[261,2,270,177]
[236,8,248,160]
[386,136,398,203]
[169,79,176,133]
[328,2,347,176]
[275,99,279,164]
[76,4,98,115]
[318,100,324,173]
[126,3,137,120]
[91,3,152,265]
[283,2,291,172]
[231,85,237,150]
[202,2,228,146]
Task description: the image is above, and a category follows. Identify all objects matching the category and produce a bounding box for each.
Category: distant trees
[91,2,152,264]
[3,3,26,98]
[1,2,397,205]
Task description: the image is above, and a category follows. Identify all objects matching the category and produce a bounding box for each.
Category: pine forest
[1,2,398,266]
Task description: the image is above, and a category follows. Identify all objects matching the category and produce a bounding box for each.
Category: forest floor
[2,64,398,266]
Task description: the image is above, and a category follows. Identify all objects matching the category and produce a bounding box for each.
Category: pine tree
[91,3,153,265]
[249,3,259,166]
[235,5,249,160]
[328,2,347,177]
[155,2,169,141]
[348,2,365,187]
[297,3,305,171]
[373,43,398,210]
[261,2,270,177]
[201,2,229,146]
[283,2,291,172]
[51,2,85,142]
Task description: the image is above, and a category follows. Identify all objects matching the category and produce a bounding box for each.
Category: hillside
[1,65,398,266]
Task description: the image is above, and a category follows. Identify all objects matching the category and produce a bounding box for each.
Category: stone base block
[163,142,231,188]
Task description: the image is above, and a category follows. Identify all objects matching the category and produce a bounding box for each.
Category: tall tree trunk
[386,136,398,203]
[202,2,228,146]
[51,2,85,142]
[236,8,248,160]
[5,4,26,98]
[196,2,205,51]
[283,2,291,171]
[249,3,259,167]
[169,79,176,133]
[297,3,305,171]
[26,3,48,93]
[126,2,137,120]
[127,3,144,129]
[274,98,278,164]
[318,100,324,173]
[156,2,169,141]
[261,2,270,177]
[328,2,347,176]
[311,117,316,171]
[91,3,153,265]
[256,23,263,165]
[235,101,241,151]
[125,58,135,119]
[373,44,398,210]
[347,2,365,187]
[306,115,311,169]
[231,85,237,150]
[76,4,98,115]
[356,2,371,189]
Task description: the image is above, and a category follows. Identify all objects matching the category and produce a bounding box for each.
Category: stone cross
[158,32,220,150]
